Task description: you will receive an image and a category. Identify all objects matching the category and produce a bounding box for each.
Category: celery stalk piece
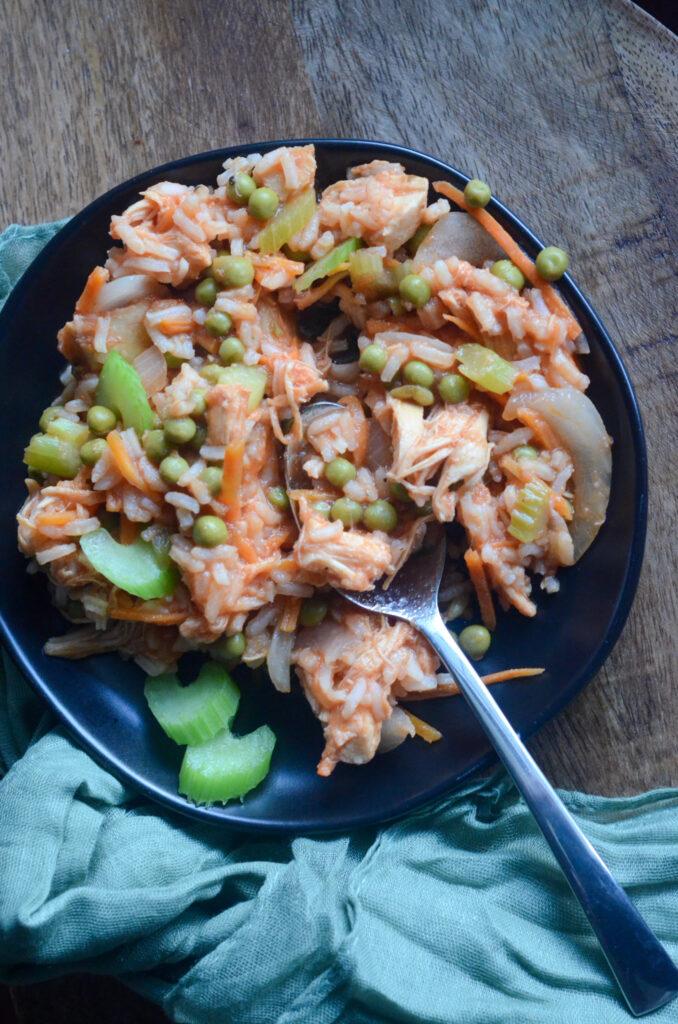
[217,365,268,410]
[80,527,179,599]
[257,188,317,255]
[179,725,276,805]
[95,350,155,434]
[144,662,240,746]
[46,418,90,448]
[509,478,551,543]
[23,434,82,479]
[293,237,364,293]
[349,249,384,290]
[456,343,518,395]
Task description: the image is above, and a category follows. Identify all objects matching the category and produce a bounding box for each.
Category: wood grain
[0,0,676,798]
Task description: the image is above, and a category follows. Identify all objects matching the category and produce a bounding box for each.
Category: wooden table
[1,0,676,1018]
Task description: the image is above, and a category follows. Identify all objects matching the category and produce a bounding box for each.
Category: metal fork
[287,401,678,1016]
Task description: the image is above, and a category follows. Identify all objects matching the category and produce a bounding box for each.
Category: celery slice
[217,365,268,410]
[47,418,90,448]
[145,662,240,746]
[24,434,81,479]
[179,725,276,805]
[257,188,317,255]
[457,343,518,395]
[509,478,551,543]
[96,350,154,434]
[80,527,178,599]
[293,237,364,293]
[349,249,384,289]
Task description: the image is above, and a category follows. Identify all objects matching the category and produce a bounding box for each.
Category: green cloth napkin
[2,223,678,1024]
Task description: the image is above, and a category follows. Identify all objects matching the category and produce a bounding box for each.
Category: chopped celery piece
[457,343,517,395]
[293,237,364,293]
[218,365,267,410]
[46,417,90,448]
[257,188,317,255]
[179,725,276,805]
[95,351,154,435]
[509,478,551,543]
[144,662,240,746]
[80,527,178,599]
[349,249,384,289]
[24,433,81,478]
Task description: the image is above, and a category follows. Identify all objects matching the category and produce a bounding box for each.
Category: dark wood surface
[1,0,676,1019]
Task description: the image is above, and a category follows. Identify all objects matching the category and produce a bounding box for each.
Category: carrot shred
[481,667,544,684]
[294,270,348,311]
[403,709,442,743]
[442,312,482,341]
[219,441,244,522]
[550,493,573,521]
[280,596,302,633]
[158,316,193,336]
[464,549,497,631]
[233,531,259,563]
[277,557,297,574]
[514,408,560,450]
[119,514,138,545]
[107,430,153,494]
[433,181,582,340]
[109,606,186,624]
[75,266,108,315]
[36,511,76,527]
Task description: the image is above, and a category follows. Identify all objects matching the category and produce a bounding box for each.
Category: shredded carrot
[294,270,348,311]
[107,430,153,494]
[75,266,108,314]
[365,315,421,336]
[219,441,244,522]
[442,312,482,341]
[464,549,497,631]
[119,515,138,545]
[109,606,186,624]
[481,667,544,684]
[158,316,193,336]
[433,181,582,340]
[550,493,573,521]
[37,511,76,527]
[277,557,297,574]
[514,408,560,450]
[232,531,259,563]
[280,597,302,633]
[403,710,442,743]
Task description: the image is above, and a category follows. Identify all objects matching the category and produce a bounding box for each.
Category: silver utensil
[286,401,678,1017]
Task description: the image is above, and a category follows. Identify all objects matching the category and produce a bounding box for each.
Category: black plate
[0,140,647,832]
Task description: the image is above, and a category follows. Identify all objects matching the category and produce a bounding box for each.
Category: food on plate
[17,145,611,795]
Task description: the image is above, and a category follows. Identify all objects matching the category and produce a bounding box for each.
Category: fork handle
[419,611,678,1017]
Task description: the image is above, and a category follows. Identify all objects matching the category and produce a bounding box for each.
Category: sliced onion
[133,345,168,396]
[413,212,505,270]
[504,387,612,561]
[266,624,295,692]
[96,275,167,312]
[378,707,415,754]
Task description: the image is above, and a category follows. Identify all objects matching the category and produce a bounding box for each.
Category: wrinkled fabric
[2,223,678,1024]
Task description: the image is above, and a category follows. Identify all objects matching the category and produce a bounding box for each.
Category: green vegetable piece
[398,273,431,307]
[145,662,240,746]
[313,500,333,519]
[363,499,398,533]
[199,363,223,384]
[349,248,384,290]
[212,255,255,288]
[23,433,81,479]
[390,481,412,503]
[509,478,551,543]
[513,444,539,461]
[330,497,363,527]
[80,438,107,466]
[201,466,223,495]
[195,278,218,306]
[458,624,491,660]
[193,515,228,547]
[159,454,189,485]
[464,179,491,208]
[282,243,310,261]
[325,457,357,488]
[535,246,568,281]
[267,485,290,511]
[39,407,63,432]
[165,353,185,369]
[205,310,233,336]
[402,360,434,389]
[144,429,170,463]
[47,417,90,448]
[95,351,154,435]
[163,417,197,446]
[490,260,525,290]
[438,373,471,404]
[359,344,387,375]
[299,598,328,628]
[388,296,405,317]
[212,632,246,661]
[217,365,268,410]
[80,527,178,599]
[179,724,276,806]
[408,223,431,255]
[258,187,317,255]
[248,186,280,221]
[227,172,256,205]
[87,404,117,436]
[218,336,245,365]
[457,343,517,395]
[191,390,207,417]
[389,384,434,406]
[293,237,364,293]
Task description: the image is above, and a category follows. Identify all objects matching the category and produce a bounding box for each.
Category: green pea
[204,310,233,336]
[159,454,189,485]
[191,390,207,417]
[458,624,491,660]
[199,364,223,384]
[195,277,218,306]
[165,353,185,368]
[513,444,539,461]
[363,499,398,533]
[87,404,117,435]
[490,260,526,290]
[80,438,107,466]
[190,424,207,451]
[200,466,223,495]
[163,417,197,446]
[388,296,405,317]
[402,360,434,389]
[330,497,363,527]
[390,481,412,503]
[398,273,431,308]
[464,178,491,208]
[248,186,280,221]
[313,500,333,519]
[218,336,245,365]
[268,486,290,511]
[408,223,431,255]
[214,631,246,659]
[535,246,568,281]
[389,384,434,406]
[281,243,310,262]
[193,515,228,547]
[227,172,256,205]
[359,344,387,374]
[212,255,255,288]
[438,373,471,404]
[39,407,63,432]
[299,598,329,628]
[325,457,357,488]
